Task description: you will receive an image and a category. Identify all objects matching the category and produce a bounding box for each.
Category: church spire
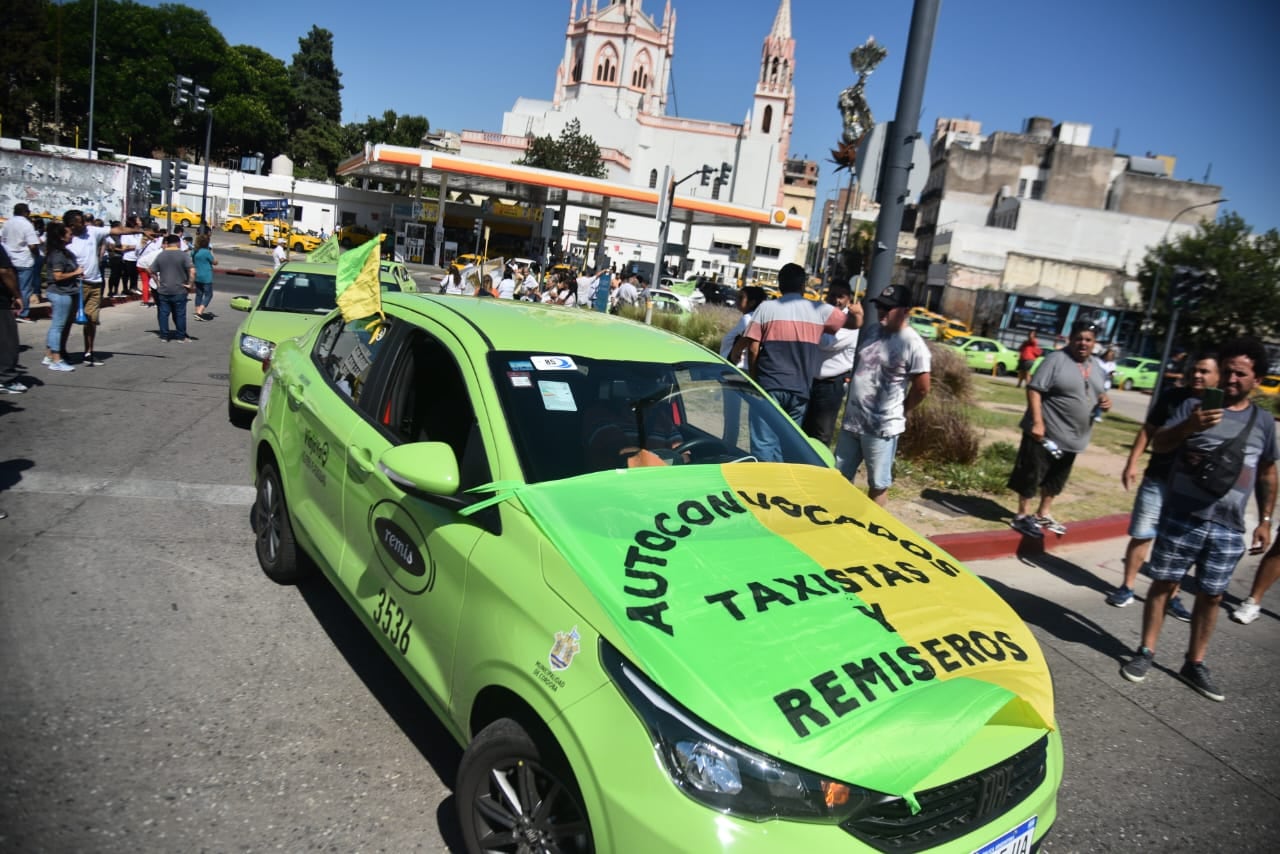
[770,0,791,39]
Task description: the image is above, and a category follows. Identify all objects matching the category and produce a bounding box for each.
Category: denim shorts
[1127,475,1167,539]
[834,430,898,491]
[1148,515,1245,596]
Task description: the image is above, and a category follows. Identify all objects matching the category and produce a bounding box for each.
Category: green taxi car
[227,261,415,426]
[249,296,1062,852]
[945,336,1019,376]
[1111,357,1160,391]
[908,315,938,340]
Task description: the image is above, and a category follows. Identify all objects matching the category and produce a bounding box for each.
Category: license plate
[972,816,1036,854]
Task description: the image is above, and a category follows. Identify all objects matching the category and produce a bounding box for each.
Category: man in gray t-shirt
[1006,321,1111,537]
[149,234,195,342]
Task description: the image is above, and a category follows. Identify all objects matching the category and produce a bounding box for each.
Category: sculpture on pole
[831,37,888,170]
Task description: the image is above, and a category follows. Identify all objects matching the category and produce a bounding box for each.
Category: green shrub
[926,342,973,404]
[616,303,741,353]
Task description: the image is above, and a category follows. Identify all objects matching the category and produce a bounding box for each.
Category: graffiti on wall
[0,150,128,222]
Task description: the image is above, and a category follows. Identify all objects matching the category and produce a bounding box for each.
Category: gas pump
[403,222,428,264]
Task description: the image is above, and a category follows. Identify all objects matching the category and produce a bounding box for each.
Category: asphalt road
[0,298,1276,852]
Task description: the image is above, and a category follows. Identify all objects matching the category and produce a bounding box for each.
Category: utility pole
[862,0,940,331]
[655,163,715,278]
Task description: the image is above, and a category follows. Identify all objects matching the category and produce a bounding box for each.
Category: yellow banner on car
[336,234,384,325]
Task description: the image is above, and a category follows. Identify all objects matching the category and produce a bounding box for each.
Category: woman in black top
[42,222,82,372]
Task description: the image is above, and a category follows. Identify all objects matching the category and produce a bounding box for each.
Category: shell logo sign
[770,208,789,226]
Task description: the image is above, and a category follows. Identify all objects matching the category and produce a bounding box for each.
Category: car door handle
[348,444,375,475]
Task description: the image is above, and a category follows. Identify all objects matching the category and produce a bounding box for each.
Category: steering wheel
[669,436,726,462]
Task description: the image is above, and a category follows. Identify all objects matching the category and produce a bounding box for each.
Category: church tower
[752,0,795,203]
[554,0,675,118]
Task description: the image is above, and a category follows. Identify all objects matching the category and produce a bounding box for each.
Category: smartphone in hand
[1201,387,1224,410]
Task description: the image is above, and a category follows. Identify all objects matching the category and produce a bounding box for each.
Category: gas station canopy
[337,143,806,231]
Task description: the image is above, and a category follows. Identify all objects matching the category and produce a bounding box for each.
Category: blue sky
[164,0,1278,233]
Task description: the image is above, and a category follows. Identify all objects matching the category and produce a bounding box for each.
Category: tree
[515,119,606,179]
[0,0,54,140]
[213,45,291,163]
[343,110,429,149]
[1140,213,1280,354]
[287,26,343,178]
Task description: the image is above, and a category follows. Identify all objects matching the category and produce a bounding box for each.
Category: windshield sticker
[508,359,535,372]
[508,372,532,388]
[532,355,577,371]
[538,380,577,411]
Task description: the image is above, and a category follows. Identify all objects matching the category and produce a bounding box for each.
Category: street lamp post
[1137,198,1226,356]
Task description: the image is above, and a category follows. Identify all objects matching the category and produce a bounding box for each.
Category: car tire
[252,461,313,584]
[994,363,1009,377]
[180,218,192,227]
[231,224,244,233]
[457,718,594,854]
[1123,379,1134,391]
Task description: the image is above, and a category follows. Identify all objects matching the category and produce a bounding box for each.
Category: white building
[460,0,811,281]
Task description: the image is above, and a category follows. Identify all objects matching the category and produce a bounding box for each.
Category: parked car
[908,315,939,340]
[287,231,323,253]
[646,287,694,314]
[149,204,203,228]
[222,213,267,233]
[337,224,376,248]
[935,318,972,341]
[248,294,1062,852]
[1257,374,1280,397]
[1110,357,1161,392]
[945,336,1019,376]
[226,261,414,426]
[246,219,290,247]
[451,253,488,269]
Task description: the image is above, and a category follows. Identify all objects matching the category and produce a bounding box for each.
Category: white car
[646,288,695,314]
[659,278,707,306]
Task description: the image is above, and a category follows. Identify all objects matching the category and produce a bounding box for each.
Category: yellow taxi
[150,204,203,228]
[936,317,973,341]
[1257,375,1280,397]
[286,231,323,253]
[337,224,376,248]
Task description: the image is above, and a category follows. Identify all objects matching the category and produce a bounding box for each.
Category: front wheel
[231,224,245,233]
[1122,379,1134,391]
[179,218,192,227]
[252,461,313,584]
[457,719,594,854]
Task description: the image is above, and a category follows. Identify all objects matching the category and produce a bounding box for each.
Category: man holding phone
[1109,353,1221,615]
[1121,337,1277,702]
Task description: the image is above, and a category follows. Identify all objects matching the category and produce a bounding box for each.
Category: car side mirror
[808,437,836,467]
[230,296,252,312]
[378,442,461,497]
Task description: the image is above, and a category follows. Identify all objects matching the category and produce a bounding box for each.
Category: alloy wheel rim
[473,759,590,853]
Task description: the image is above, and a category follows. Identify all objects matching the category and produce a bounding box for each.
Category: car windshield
[257,269,402,314]
[1117,358,1145,369]
[488,354,827,484]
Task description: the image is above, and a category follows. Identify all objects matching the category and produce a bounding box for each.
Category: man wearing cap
[834,284,931,505]
[272,239,288,271]
[743,262,863,461]
[1007,319,1111,537]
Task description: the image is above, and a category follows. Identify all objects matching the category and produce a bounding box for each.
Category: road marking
[7,472,256,505]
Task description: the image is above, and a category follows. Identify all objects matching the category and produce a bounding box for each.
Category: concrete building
[459,0,813,282]
[912,116,1223,325]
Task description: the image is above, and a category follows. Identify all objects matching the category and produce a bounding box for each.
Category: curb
[931,513,1131,562]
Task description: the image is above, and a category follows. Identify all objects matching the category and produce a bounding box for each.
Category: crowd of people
[0,204,217,393]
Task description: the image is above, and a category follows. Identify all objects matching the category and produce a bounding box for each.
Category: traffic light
[173,75,192,108]
[173,159,189,191]
[193,85,209,112]
[1172,266,1211,310]
[718,161,732,185]
[159,160,172,192]
[699,164,713,186]
[473,217,483,238]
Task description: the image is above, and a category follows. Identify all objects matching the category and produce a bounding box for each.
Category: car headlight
[239,334,275,362]
[601,642,886,823]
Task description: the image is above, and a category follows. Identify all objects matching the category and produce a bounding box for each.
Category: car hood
[241,307,330,343]
[512,463,1054,800]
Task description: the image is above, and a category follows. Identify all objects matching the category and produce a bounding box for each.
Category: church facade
[460,0,813,282]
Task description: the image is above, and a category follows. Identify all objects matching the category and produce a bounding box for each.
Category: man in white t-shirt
[62,209,147,365]
[272,239,288,270]
[802,282,860,446]
[834,284,932,505]
[1,204,42,322]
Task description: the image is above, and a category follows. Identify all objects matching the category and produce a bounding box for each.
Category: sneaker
[82,353,105,366]
[15,315,33,323]
[1231,597,1262,625]
[2,381,27,394]
[1167,595,1193,623]
[1106,586,1135,607]
[130,287,142,294]
[1034,514,1067,535]
[47,361,74,372]
[1179,660,1224,701]
[41,356,53,366]
[1121,647,1155,683]
[1010,514,1043,538]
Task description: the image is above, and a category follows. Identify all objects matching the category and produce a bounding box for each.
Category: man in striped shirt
[744,263,862,460]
